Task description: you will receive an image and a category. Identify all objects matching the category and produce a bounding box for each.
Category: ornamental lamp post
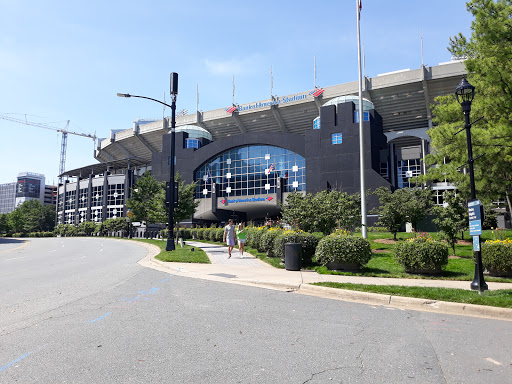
[117,72,178,251]
[454,77,488,294]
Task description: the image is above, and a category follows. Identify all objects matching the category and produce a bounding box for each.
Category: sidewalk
[137,240,512,321]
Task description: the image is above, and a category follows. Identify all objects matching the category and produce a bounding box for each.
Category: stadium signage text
[237,94,308,112]
[221,196,273,204]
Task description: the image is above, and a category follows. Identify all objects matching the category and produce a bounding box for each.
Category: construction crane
[0,114,97,183]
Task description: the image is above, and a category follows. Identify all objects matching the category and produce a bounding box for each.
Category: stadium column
[102,171,108,223]
[123,168,132,217]
[86,174,92,222]
[75,177,80,225]
[61,181,67,225]
[389,143,396,189]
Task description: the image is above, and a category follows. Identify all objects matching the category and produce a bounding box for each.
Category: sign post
[468,199,487,293]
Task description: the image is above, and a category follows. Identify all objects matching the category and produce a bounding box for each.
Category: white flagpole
[357,0,367,239]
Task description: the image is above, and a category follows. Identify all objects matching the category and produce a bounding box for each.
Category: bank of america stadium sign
[221,196,273,204]
[225,89,324,114]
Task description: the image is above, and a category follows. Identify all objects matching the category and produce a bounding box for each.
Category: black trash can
[285,242,301,271]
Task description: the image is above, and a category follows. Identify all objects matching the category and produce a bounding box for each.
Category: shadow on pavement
[0,238,26,244]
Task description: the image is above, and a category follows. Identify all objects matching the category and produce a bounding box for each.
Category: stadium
[57,60,465,226]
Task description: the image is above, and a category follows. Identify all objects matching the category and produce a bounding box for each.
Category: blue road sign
[473,236,480,252]
[469,220,482,236]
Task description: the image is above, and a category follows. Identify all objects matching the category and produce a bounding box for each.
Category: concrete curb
[298,284,512,322]
[135,241,512,322]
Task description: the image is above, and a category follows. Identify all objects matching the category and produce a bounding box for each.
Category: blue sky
[0,0,473,185]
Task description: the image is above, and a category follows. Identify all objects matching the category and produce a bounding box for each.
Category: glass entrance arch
[195,145,306,199]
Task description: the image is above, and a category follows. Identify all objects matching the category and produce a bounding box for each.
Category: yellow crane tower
[0,114,96,183]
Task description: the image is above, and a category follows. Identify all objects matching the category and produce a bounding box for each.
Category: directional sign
[468,199,483,236]
[473,236,480,252]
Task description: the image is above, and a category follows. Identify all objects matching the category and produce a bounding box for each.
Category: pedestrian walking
[236,222,247,257]
[223,219,236,258]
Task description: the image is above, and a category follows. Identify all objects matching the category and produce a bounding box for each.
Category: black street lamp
[117,72,178,251]
[455,78,488,293]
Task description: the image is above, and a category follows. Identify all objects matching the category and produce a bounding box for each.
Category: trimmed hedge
[260,229,284,257]
[482,240,512,276]
[315,234,372,267]
[394,238,449,273]
[273,231,319,266]
[247,228,267,251]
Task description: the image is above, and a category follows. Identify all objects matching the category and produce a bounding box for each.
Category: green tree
[8,208,25,233]
[173,173,199,230]
[126,172,167,235]
[280,192,316,232]
[280,190,361,235]
[78,221,99,235]
[432,191,468,255]
[420,0,512,213]
[372,187,432,240]
[100,217,132,236]
[0,213,10,234]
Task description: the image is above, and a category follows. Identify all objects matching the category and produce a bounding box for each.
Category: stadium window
[185,138,200,149]
[354,111,370,123]
[313,117,321,130]
[331,133,343,144]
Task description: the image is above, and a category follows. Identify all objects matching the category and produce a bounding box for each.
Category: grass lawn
[313,282,512,309]
[132,239,210,263]
[313,230,512,283]
[153,229,512,283]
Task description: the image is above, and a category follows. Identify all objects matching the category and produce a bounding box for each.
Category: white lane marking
[3,257,24,261]
[485,357,502,366]
[49,250,57,253]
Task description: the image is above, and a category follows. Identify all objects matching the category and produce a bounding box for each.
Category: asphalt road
[1,237,511,383]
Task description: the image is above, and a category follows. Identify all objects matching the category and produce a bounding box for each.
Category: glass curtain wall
[195,145,306,199]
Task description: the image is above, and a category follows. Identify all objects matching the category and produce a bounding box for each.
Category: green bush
[482,240,512,275]
[27,232,54,237]
[54,224,78,237]
[394,238,449,273]
[180,228,192,239]
[315,234,372,267]
[273,231,319,266]
[195,228,205,240]
[215,228,224,242]
[208,228,218,242]
[260,229,284,257]
[202,228,212,241]
[247,228,267,251]
[78,221,99,236]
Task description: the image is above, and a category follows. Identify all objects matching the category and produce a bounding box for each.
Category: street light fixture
[117,72,178,251]
[455,77,488,294]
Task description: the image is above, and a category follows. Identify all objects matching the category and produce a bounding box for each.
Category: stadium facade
[57,61,465,226]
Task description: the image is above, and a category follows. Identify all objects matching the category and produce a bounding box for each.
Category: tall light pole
[454,77,488,294]
[356,0,367,238]
[117,72,179,251]
[167,73,178,251]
